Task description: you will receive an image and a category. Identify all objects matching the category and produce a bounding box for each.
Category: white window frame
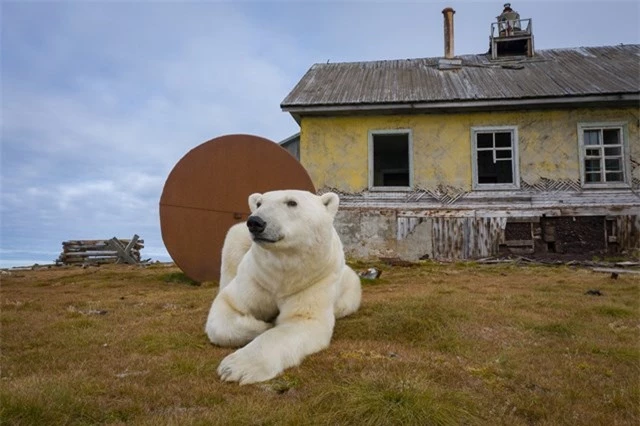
[471,126,520,190]
[577,122,630,189]
[368,129,413,191]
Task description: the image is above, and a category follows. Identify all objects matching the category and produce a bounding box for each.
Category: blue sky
[1,0,638,267]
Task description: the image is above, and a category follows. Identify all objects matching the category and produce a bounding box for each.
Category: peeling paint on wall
[301,107,640,191]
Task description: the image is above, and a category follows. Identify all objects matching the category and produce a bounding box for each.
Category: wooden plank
[475,209,563,218]
[399,210,475,218]
[124,235,140,256]
[505,240,535,247]
[106,238,138,264]
[61,250,140,259]
[62,257,118,264]
[397,217,408,240]
[61,251,118,258]
[507,217,540,223]
[63,239,144,246]
[63,243,143,252]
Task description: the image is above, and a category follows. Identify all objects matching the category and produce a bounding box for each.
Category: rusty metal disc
[159,134,315,282]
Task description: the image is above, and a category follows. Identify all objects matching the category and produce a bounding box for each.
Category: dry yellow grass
[1,261,638,425]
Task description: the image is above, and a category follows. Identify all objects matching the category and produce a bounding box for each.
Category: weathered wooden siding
[337,208,639,261]
[430,217,507,260]
[608,215,640,253]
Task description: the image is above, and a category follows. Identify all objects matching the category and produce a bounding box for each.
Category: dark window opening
[372,133,410,187]
[475,131,514,185]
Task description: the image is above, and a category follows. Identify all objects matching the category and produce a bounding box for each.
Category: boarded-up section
[429,217,507,260]
[607,215,640,254]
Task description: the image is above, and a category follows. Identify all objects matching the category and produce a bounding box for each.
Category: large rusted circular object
[160,134,315,282]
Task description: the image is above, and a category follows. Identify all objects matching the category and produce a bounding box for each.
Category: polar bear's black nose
[247,216,266,234]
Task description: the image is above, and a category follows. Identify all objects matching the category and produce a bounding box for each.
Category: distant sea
[0,248,173,269]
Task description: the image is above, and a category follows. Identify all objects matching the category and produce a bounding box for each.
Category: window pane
[373,133,410,187]
[477,150,496,184]
[495,149,511,159]
[581,125,627,185]
[583,130,600,146]
[605,159,621,172]
[603,129,620,145]
[605,172,623,182]
[604,147,621,156]
[477,133,493,149]
[477,150,513,184]
[585,172,601,183]
[585,159,601,172]
[495,159,513,183]
[494,132,512,148]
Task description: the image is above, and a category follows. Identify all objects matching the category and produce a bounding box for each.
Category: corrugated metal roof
[281,45,640,110]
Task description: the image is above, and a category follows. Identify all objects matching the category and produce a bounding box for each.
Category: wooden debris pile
[57,235,144,265]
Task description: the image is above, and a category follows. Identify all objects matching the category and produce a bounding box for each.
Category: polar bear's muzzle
[247,215,266,234]
[247,215,281,243]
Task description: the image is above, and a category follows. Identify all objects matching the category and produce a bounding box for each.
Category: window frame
[577,122,630,189]
[368,129,413,191]
[471,126,520,190]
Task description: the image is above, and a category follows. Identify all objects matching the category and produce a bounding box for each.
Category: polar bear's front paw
[218,348,280,385]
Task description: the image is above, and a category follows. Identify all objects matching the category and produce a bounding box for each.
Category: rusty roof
[281,45,640,113]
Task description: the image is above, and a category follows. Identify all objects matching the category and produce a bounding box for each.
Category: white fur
[205,190,361,384]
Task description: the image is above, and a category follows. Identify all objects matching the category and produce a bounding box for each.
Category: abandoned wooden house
[280,5,640,261]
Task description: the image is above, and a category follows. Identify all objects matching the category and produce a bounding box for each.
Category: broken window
[369,130,412,189]
[471,127,519,189]
[579,123,627,187]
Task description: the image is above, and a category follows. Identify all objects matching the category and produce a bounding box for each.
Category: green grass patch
[161,272,200,286]
[309,378,477,426]
[529,322,576,337]
[594,305,634,318]
[336,298,467,352]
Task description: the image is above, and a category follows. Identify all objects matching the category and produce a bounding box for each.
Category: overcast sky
[1,0,638,267]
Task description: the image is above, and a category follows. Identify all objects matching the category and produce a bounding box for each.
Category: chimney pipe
[442,7,455,59]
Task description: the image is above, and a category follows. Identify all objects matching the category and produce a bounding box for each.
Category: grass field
[1,261,638,425]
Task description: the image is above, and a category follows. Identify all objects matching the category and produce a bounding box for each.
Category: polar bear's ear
[248,193,262,212]
[320,192,340,217]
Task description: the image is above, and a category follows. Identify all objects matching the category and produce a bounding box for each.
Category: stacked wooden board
[57,235,143,265]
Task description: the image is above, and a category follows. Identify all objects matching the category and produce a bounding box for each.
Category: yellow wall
[300,107,640,192]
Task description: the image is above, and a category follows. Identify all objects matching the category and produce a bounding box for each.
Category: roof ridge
[313,44,640,67]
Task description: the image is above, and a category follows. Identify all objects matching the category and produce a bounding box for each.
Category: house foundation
[334,189,639,261]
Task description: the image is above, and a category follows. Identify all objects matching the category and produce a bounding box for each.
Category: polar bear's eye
[256,202,261,208]
[286,200,297,207]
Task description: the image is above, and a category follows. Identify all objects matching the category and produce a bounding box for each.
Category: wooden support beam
[106,236,138,264]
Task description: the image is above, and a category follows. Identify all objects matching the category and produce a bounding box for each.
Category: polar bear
[205,190,362,384]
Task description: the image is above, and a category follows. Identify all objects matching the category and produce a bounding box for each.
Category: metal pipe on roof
[442,7,456,59]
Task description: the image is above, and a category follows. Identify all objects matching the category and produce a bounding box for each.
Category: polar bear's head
[246,190,339,250]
